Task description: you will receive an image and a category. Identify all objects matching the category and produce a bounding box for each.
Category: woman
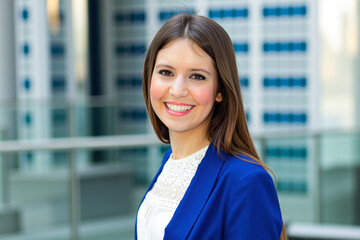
[136,13,287,239]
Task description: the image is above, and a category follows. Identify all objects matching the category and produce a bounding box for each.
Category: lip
[163,101,195,116]
[165,101,194,106]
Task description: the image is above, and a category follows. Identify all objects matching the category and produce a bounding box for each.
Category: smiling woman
[136,13,287,240]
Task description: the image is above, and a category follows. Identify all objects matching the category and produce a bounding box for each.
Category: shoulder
[203,144,274,188]
[218,155,283,239]
[219,154,281,217]
[216,153,278,201]
[221,154,273,186]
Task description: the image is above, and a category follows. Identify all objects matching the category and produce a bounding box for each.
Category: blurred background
[0,0,359,239]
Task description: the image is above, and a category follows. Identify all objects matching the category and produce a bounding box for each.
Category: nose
[169,76,188,98]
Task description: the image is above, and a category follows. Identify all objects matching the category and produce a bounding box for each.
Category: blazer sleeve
[224,171,283,239]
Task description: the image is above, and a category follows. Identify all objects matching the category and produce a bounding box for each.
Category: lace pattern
[147,145,208,209]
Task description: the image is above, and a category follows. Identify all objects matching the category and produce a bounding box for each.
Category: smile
[164,102,195,113]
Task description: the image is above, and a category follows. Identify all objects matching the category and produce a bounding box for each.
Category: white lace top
[136,145,209,240]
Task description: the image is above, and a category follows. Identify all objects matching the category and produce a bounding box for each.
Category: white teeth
[166,103,193,112]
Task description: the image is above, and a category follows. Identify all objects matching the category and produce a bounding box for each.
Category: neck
[169,130,210,160]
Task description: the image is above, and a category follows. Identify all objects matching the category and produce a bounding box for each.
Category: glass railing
[0,135,163,240]
[255,129,360,227]
[0,98,359,239]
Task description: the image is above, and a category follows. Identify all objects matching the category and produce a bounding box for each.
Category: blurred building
[13,0,77,171]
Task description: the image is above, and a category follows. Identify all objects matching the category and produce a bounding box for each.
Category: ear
[215,92,223,102]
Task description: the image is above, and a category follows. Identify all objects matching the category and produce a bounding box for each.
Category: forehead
[156,38,215,66]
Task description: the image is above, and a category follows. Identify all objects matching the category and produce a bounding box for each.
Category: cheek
[150,76,164,103]
[192,86,216,106]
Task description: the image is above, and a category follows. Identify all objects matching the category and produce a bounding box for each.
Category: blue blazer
[135,143,283,239]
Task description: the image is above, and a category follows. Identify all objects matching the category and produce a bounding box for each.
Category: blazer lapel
[135,149,172,240]
[145,149,172,195]
[164,143,226,239]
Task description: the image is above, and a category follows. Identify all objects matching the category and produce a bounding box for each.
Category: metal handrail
[287,222,360,239]
[0,127,359,153]
[252,127,360,139]
[0,134,162,153]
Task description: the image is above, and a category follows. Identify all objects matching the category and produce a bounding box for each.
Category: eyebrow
[154,64,212,76]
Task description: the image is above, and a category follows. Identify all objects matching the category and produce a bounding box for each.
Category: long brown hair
[143,13,287,239]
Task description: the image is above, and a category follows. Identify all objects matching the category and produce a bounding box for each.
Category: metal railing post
[313,132,322,223]
[0,129,9,206]
[1,154,9,205]
[69,149,80,240]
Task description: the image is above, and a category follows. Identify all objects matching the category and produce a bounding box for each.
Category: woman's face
[150,38,222,138]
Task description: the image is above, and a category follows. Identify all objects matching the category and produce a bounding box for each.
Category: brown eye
[190,74,206,81]
[159,70,173,77]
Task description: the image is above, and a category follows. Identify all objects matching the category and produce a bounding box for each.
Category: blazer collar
[135,149,171,240]
[146,149,172,194]
[164,142,226,239]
